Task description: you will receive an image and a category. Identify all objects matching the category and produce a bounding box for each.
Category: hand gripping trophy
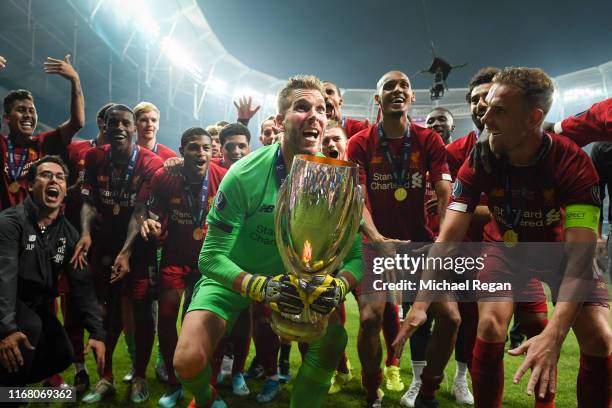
[273,154,363,342]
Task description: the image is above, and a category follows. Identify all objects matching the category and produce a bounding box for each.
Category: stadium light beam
[109,0,160,40]
[160,36,203,81]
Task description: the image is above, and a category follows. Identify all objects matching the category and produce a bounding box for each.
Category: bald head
[375,70,415,118]
[376,70,410,93]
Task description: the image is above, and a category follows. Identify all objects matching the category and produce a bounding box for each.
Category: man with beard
[425,108,455,145]
[134,128,226,408]
[0,156,105,387]
[397,67,612,408]
[1,55,84,210]
[347,70,452,408]
[173,75,363,408]
[323,81,369,138]
[72,104,163,403]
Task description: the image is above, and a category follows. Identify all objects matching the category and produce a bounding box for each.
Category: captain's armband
[564,204,600,233]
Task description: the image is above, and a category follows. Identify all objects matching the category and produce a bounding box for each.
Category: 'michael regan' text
[373,279,511,293]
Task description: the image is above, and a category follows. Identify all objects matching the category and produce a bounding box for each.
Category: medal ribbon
[109,145,140,209]
[184,169,209,228]
[503,173,524,231]
[377,122,411,190]
[274,145,288,187]
[6,137,29,183]
[503,134,551,231]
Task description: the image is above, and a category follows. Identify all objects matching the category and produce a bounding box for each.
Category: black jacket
[0,196,104,341]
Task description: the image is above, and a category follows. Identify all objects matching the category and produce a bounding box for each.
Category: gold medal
[112,204,121,215]
[503,230,518,247]
[8,182,20,194]
[192,227,203,241]
[394,187,408,202]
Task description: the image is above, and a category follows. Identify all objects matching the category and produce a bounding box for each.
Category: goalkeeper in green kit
[173,75,364,408]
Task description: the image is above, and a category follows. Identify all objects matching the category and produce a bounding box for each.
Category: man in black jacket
[0,155,105,386]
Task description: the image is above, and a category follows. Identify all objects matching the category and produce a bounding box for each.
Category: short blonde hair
[260,115,276,133]
[277,75,325,115]
[205,125,223,136]
[492,68,554,115]
[133,101,160,120]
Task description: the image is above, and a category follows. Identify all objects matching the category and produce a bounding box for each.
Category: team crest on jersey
[410,151,420,167]
[545,209,561,226]
[591,185,601,204]
[214,191,226,211]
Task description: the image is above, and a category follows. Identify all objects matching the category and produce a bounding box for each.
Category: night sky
[197,0,612,89]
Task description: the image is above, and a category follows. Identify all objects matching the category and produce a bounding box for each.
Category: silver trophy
[273,154,363,342]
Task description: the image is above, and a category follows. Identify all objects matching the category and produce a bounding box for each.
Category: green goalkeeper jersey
[200,143,363,289]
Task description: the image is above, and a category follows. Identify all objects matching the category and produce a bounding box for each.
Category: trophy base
[270,309,328,343]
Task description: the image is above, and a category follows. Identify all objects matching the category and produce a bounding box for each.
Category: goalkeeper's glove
[241,274,304,315]
[302,275,349,315]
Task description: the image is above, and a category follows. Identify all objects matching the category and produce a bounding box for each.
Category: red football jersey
[347,122,451,241]
[555,98,611,147]
[0,129,65,210]
[446,131,478,180]
[343,117,370,138]
[449,133,600,242]
[147,161,227,267]
[150,142,177,161]
[81,145,163,240]
[424,173,440,236]
[211,157,230,170]
[64,139,98,227]
[445,131,486,242]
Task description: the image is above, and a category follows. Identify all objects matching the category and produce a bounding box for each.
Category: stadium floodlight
[161,36,203,80]
[109,0,160,40]
[562,86,604,103]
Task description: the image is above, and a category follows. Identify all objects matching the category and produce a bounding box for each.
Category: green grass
[36,297,587,407]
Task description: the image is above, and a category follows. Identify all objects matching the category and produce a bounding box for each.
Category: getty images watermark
[358,242,611,303]
[370,252,509,293]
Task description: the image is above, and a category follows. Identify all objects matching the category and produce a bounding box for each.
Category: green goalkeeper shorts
[186,275,251,330]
